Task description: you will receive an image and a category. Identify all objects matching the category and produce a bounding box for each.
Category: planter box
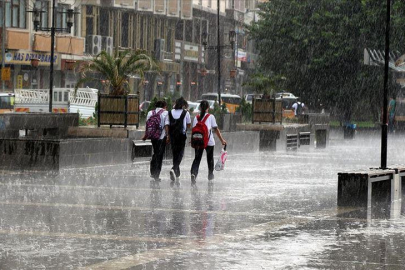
[98,94,139,128]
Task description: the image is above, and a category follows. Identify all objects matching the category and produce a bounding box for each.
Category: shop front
[0,50,60,91]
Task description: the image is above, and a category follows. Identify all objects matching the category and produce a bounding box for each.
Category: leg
[171,136,186,177]
[150,139,159,177]
[154,138,166,178]
[191,147,204,178]
[206,146,214,179]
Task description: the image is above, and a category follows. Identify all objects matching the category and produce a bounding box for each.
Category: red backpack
[191,114,210,149]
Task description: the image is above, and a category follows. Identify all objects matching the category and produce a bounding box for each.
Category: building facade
[0,0,259,101]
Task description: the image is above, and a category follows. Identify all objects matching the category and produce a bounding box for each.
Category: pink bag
[215,144,227,171]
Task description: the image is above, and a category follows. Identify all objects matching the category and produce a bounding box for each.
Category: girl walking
[165,97,191,181]
[190,100,226,182]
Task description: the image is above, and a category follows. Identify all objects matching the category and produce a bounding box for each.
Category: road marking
[0,200,277,218]
[78,208,355,270]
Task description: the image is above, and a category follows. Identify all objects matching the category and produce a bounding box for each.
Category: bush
[79,116,97,126]
[236,97,252,122]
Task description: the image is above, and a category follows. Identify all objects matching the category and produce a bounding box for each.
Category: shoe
[170,169,176,181]
[208,173,214,181]
[154,176,161,181]
[191,174,196,183]
[176,172,181,181]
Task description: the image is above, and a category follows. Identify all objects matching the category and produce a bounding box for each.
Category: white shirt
[146,108,168,140]
[292,102,304,115]
[192,114,217,146]
[165,109,191,134]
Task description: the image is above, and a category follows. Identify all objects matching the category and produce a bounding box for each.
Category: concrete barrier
[0,113,79,139]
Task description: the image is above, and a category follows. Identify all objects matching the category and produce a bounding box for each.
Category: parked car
[196,99,216,109]
[188,101,200,115]
[244,93,262,104]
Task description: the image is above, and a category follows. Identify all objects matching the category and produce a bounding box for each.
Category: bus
[0,93,15,113]
[200,93,241,113]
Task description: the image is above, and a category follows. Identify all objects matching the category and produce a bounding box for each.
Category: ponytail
[199,100,209,119]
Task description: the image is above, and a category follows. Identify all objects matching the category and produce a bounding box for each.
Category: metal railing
[15,88,98,107]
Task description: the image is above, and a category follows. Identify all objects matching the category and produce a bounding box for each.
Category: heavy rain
[1,0,405,269]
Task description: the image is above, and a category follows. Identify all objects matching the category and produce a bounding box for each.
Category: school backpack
[168,110,187,138]
[191,114,210,149]
[296,102,303,115]
[145,109,164,140]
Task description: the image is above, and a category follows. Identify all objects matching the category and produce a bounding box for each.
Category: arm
[165,125,170,144]
[213,127,227,146]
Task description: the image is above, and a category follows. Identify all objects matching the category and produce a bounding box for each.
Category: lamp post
[202,22,235,107]
[29,3,76,113]
[381,0,391,169]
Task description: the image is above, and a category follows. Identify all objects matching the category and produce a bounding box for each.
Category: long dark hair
[199,100,209,119]
[174,97,188,110]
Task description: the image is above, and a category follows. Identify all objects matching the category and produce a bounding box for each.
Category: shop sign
[236,50,247,62]
[183,44,199,63]
[2,51,58,66]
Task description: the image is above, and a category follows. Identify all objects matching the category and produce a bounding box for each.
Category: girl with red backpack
[190,100,227,182]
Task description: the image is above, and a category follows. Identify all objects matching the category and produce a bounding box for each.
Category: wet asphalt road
[1,131,405,269]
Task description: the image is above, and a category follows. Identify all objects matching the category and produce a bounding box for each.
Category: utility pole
[48,0,56,113]
[381,0,391,169]
[217,0,221,106]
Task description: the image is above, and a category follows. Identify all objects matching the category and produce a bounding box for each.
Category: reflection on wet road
[1,133,405,269]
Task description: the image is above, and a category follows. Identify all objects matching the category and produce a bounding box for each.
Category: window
[185,20,192,42]
[99,8,110,36]
[193,18,200,44]
[121,13,129,47]
[34,1,48,28]
[139,16,144,49]
[175,20,184,40]
[0,0,26,28]
[56,4,69,29]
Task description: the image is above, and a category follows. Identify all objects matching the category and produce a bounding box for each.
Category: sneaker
[170,169,176,181]
[191,174,196,183]
[176,172,181,181]
[208,173,214,181]
[154,176,161,181]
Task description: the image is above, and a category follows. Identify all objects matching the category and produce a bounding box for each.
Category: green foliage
[236,97,252,122]
[210,101,228,122]
[249,0,402,122]
[79,116,97,126]
[76,50,158,96]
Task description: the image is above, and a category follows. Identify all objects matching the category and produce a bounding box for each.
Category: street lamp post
[202,23,235,107]
[29,3,76,113]
[381,0,391,169]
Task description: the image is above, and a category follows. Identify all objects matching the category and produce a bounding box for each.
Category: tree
[77,50,158,95]
[249,0,402,122]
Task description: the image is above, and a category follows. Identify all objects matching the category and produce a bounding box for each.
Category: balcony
[6,29,29,50]
[56,36,85,55]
